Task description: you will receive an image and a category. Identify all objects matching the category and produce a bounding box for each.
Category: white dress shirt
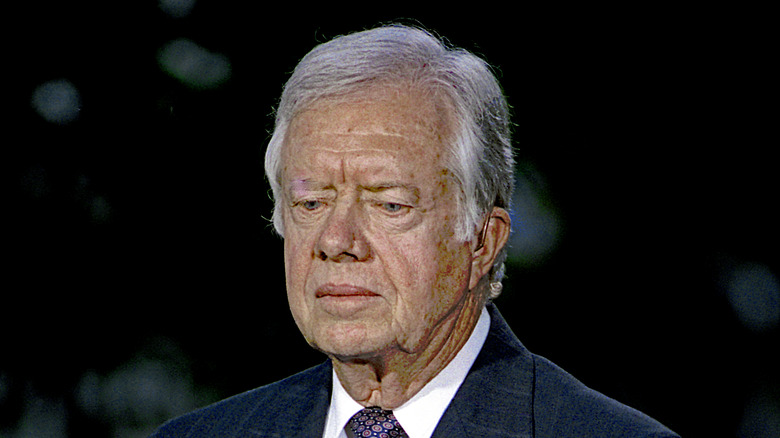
[322,306,491,438]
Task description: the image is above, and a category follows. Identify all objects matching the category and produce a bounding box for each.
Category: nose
[314,203,370,262]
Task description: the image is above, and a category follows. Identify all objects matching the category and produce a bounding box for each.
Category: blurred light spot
[726,262,780,332]
[15,385,67,438]
[739,389,780,438]
[508,163,562,267]
[75,370,102,416]
[159,0,197,18]
[31,79,81,124]
[100,358,196,426]
[158,38,231,89]
[75,337,207,436]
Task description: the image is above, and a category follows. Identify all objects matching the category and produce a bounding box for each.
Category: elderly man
[151,25,678,438]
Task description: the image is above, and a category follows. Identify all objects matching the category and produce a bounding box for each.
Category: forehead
[282,87,451,164]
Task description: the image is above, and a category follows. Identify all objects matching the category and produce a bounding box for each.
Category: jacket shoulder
[149,362,331,438]
[532,355,679,438]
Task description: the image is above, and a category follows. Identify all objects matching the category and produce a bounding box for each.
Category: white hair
[264,25,515,295]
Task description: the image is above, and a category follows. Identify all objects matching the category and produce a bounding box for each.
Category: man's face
[280,87,477,359]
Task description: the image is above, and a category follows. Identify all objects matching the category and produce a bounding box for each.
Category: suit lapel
[432,304,535,438]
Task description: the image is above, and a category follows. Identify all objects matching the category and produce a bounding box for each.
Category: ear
[469,207,511,290]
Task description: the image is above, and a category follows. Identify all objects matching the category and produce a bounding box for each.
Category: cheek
[283,239,299,289]
[433,243,472,298]
[381,236,472,352]
[429,211,471,281]
[283,230,315,326]
[282,212,316,283]
[378,234,432,288]
[385,225,471,311]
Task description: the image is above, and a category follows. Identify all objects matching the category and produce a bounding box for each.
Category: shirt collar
[323,306,491,438]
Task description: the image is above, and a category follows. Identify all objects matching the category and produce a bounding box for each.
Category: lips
[315,284,379,298]
[315,284,381,318]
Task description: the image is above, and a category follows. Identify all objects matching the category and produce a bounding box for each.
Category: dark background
[3,2,777,437]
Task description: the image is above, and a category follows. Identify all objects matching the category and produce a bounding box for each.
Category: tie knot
[348,407,407,438]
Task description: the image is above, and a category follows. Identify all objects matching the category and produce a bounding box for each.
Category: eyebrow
[286,180,336,197]
[359,183,421,201]
[289,179,333,190]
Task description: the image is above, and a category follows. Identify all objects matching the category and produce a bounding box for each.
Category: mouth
[314,284,383,318]
[315,284,380,298]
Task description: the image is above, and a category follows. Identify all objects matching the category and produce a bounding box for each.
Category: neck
[330,293,485,409]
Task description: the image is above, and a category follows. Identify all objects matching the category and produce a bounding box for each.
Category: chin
[313,322,394,360]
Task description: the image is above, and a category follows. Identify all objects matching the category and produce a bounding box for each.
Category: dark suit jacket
[150,305,679,437]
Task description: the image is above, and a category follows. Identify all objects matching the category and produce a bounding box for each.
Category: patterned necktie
[347,407,408,438]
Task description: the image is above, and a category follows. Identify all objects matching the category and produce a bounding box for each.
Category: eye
[378,202,410,214]
[301,200,323,211]
[382,202,402,213]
